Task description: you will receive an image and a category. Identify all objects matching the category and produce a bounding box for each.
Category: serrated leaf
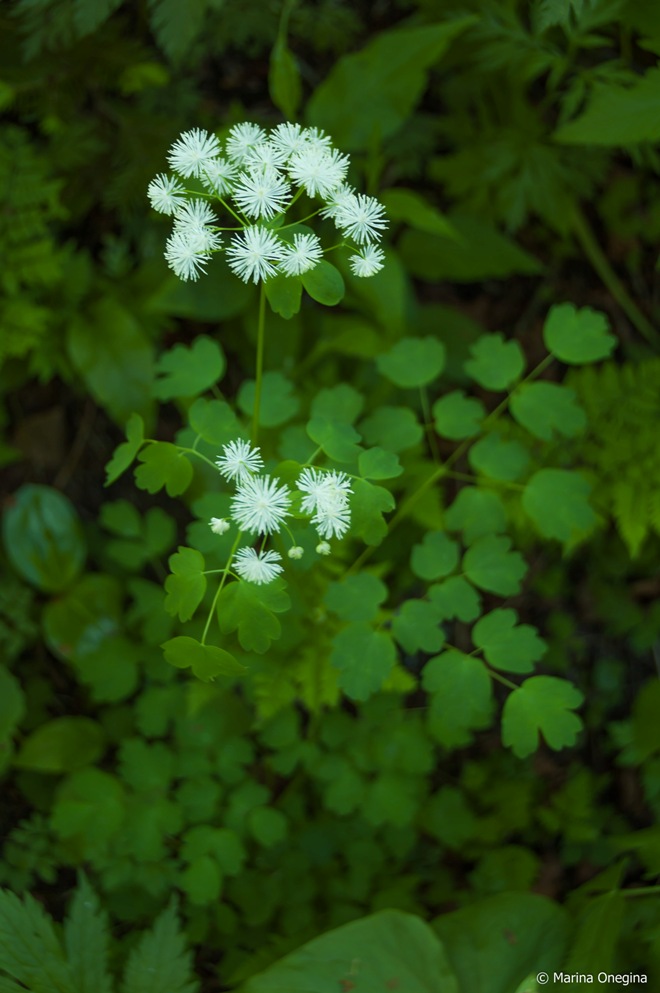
[502,676,584,758]
[377,336,446,388]
[330,623,396,701]
[468,433,530,482]
[350,477,396,545]
[522,469,597,544]
[463,534,527,596]
[542,303,616,364]
[358,446,403,480]
[444,488,507,544]
[472,609,547,673]
[135,442,193,497]
[238,371,299,428]
[161,636,245,681]
[301,260,344,305]
[422,651,493,748]
[122,900,198,993]
[433,390,485,439]
[64,876,112,993]
[510,382,586,440]
[464,333,526,391]
[411,531,460,580]
[0,889,75,993]
[153,335,225,400]
[164,547,207,622]
[325,572,388,622]
[428,576,482,623]
[217,579,290,654]
[105,413,145,485]
[554,67,660,145]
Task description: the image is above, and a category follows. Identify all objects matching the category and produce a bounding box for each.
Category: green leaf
[164,547,207,622]
[311,383,364,424]
[0,667,24,742]
[2,484,86,593]
[238,371,300,428]
[301,260,345,305]
[428,576,482,623]
[64,877,112,993]
[122,900,198,993]
[0,889,75,993]
[522,469,597,544]
[105,413,144,486]
[217,579,290,654]
[350,478,396,545]
[306,416,362,462]
[325,572,388,623]
[188,398,241,446]
[14,717,105,773]
[433,390,485,439]
[51,769,125,855]
[179,854,222,907]
[135,442,193,497]
[269,37,301,120]
[464,333,525,391]
[468,434,530,482]
[153,335,225,400]
[444,488,507,544]
[472,609,547,673]
[360,405,423,452]
[263,271,302,318]
[502,676,584,758]
[151,261,250,321]
[42,574,122,662]
[161,636,245,681]
[307,17,476,150]
[358,446,403,480]
[463,535,527,596]
[565,892,625,978]
[411,531,460,580]
[542,303,616,364]
[422,651,493,748]
[381,187,458,238]
[331,623,396,701]
[554,67,660,145]
[248,806,288,847]
[510,382,586,440]
[376,336,446,388]
[74,636,140,704]
[392,599,445,654]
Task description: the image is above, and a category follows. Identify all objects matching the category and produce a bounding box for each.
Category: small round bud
[209,517,230,535]
[288,545,304,560]
[315,541,331,556]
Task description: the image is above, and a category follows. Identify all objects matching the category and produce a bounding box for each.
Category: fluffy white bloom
[147,173,187,215]
[164,229,211,281]
[226,122,266,163]
[269,122,310,160]
[288,545,304,559]
[232,168,291,220]
[226,225,285,283]
[215,439,264,481]
[313,501,351,539]
[334,193,388,244]
[320,184,356,221]
[302,126,333,151]
[231,474,292,535]
[279,232,323,276]
[244,141,289,171]
[167,128,221,178]
[209,517,230,535]
[316,541,331,556]
[297,467,352,515]
[349,245,385,277]
[200,157,237,195]
[173,200,221,252]
[288,145,349,198]
[234,547,283,584]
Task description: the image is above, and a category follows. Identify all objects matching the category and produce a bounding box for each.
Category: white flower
[232,168,291,220]
[334,193,388,244]
[316,541,331,556]
[320,184,356,221]
[226,225,285,283]
[288,145,349,199]
[244,141,289,171]
[215,439,264,481]
[173,199,222,252]
[301,126,333,151]
[288,545,304,559]
[167,128,221,178]
[313,501,351,539]
[279,232,323,276]
[231,474,292,535]
[349,245,385,278]
[200,157,237,195]
[226,122,266,163]
[234,547,283,584]
[164,229,211,281]
[297,467,352,515]
[269,122,310,160]
[147,173,187,215]
[209,517,230,535]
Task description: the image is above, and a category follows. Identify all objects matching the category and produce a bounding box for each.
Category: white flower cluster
[209,439,353,584]
[148,123,387,283]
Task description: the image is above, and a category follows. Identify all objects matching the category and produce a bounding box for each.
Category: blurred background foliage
[1,0,660,990]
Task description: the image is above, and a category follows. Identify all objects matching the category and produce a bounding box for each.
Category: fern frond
[64,875,113,993]
[0,889,75,993]
[121,900,198,993]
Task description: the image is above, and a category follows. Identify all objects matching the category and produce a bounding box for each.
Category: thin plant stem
[419,386,440,464]
[201,531,243,645]
[252,283,267,443]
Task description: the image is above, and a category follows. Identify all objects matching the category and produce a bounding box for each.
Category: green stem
[419,386,440,464]
[252,283,267,444]
[619,885,660,898]
[201,532,243,646]
[176,446,218,471]
[572,205,659,346]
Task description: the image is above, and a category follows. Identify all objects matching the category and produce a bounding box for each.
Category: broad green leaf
[554,67,660,145]
[502,676,584,758]
[428,576,482,623]
[358,446,403,480]
[64,877,113,993]
[411,531,460,580]
[464,333,525,391]
[75,636,140,703]
[217,579,290,654]
[307,18,476,150]
[433,390,485,439]
[331,623,396,701]
[153,335,225,400]
[263,271,302,318]
[392,599,445,654]
[52,769,125,854]
[269,37,302,121]
[14,717,105,773]
[248,807,288,847]
[381,187,457,238]
[306,416,362,462]
[422,651,493,748]
[472,609,547,673]
[522,469,597,544]
[122,900,198,993]
[463,535,527,596]
[542,303,616,364]
[161,636,245,681]
[105,413,144,486]
[325,573,388,623]
[468,434,530,482]
[376,336,446,388]
[350,478,396,545]
[301,260,344,305]
[135,442,193,497]
[164,547,207,622]
[360,405,423,452]
[311,383,364,424]
[2,484,86,593]
[151,260,250,321]
[100,499,141,538]
[42,574,122,662]
[564,892,625,979]
[0,667,25,742]
[510,382,586,440]
[188,398,241,446]
[422,786,477,848]
[444,488,507,544]
[238,371,300,428]
[180,854,221,906]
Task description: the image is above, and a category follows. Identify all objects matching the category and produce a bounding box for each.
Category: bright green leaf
[433,390,485,439]
[358,446,403,480]
[153,335,225,400]
[411,531,460,580]
[264,272,302,319]
[463,535,527,596]
[360,406,423,452]
[422,651,493,748]
[502,676,584,758]
[311,383,364,424]
[331,623,396,701]
[188,398,241,446]
[325,573,388,623]
[301,260,344,305]
[350,478,396,545]
[472,609,547,673]
[468,434,530,482]
[445,488,507,544]
[543,303,616,364]
[377,336,446,389]
[510,382,586,440]
[135,442,193,497]
[105,413,144,486]
[238,371,299,428]
[161,636,245,681]
[164,547,207,622]
[306,416,362,462]
[428,576,482,623]
[464,333,525,391]
[217,579,290,654]
[522,469,597,544]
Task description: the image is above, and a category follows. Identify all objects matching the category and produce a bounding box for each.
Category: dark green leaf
[510,382,586,440]
[164,547,207,622]
[464,333,525,391]
[377,336,446,389]
[301,260,345,305]
[135,442,193,497]
[502,676,584,758]
[331,623,396,701]
[105,413,145,486]
[154,336,225,400]
[14,717,105,773]
[472,609,547,673]
[463,535,527,596]
[161,636,245,681]
[522,469,597,544]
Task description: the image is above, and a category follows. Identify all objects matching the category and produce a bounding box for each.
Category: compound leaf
[502,676,584,758]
